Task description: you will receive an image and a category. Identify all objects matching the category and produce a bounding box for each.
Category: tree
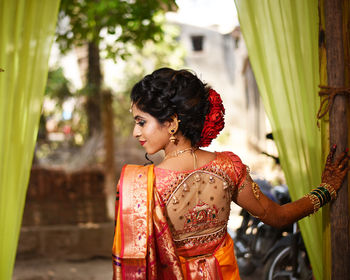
[320,0,350,278]
[56,0,177,219]
[56,0,177,136]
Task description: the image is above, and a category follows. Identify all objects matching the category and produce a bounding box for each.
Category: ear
[163,120,172,129]
[166,115,180,131]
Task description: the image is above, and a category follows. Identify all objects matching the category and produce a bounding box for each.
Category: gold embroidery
[156,152,245,206]
[209,176,215,183]
[173,196,179,204]
[159,165,236,204]
[173,226,227,247]
[237,167,251,193]
[238,178,248,193]
[155,152,247,250]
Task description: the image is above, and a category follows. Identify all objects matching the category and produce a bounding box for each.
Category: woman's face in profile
[132,105,170,155]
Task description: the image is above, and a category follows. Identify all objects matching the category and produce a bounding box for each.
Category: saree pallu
[112,164,183,279]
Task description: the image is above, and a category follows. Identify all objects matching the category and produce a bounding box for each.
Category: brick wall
[17,167,114,260]
[22,167,109,226]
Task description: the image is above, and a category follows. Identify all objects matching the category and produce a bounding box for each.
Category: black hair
[130,67,211,146]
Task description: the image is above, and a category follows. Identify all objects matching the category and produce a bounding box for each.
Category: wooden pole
[324,0,350,278]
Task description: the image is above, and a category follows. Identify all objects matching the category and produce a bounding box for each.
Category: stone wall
[17,167,114,260]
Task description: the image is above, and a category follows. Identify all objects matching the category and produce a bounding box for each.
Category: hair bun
[131,68,223,146]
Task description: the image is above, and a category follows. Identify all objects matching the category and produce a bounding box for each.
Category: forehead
[132,105,150,119]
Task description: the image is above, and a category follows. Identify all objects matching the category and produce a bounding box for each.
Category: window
[191,35,204,51]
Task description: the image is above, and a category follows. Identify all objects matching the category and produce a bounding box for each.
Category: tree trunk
[101,90,116,219]
[324,0,350,278]
[85,41,102,136]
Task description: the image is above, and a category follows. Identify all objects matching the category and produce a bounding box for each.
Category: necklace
[164,147,194,160]
[164,147,198,169]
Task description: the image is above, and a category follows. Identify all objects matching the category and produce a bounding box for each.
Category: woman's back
[156,150,216,172]
[154,151,246,257]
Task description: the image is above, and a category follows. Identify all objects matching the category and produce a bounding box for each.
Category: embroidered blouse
[154,151,247,258]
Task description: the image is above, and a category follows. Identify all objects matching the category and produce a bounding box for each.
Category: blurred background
[13,0,284,279]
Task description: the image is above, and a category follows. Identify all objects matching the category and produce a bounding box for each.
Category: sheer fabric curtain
[0,0,60,278]
[235,0,323,279]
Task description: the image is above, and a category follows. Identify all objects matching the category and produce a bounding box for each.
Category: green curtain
[235,0,323,279]
[0,1,60,279]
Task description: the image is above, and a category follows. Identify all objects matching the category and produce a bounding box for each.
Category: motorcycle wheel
[264,246,313,280]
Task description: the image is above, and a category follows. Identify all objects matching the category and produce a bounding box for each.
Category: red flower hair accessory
[197,89,225,147]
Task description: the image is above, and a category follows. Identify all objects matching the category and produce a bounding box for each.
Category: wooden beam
[324,0,350,278]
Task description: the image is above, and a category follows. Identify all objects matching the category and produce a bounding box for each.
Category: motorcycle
[230,178,292,276]
[263,223,313,280]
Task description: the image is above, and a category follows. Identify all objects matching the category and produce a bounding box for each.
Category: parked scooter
[229,178,292,276]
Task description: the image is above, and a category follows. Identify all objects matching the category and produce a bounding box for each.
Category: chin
[146,150,158,155]
[145,146,162,155]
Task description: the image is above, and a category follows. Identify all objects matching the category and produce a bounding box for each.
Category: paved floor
[13,257,262,280]
[13,258,113,280]
[13,203,262,280]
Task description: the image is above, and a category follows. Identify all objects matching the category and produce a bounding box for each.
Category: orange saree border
[113,164,152,279]
[121,164,151,259]
[112,164,184,280]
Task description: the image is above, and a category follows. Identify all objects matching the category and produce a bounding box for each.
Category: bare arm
[232,147,350,228]
[233,175,314,228]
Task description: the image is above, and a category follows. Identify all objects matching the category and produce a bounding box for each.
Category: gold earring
[169,117,180,143]
[169,128,177,143]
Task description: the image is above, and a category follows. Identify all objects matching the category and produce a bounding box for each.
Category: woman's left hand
[321,145,350,192]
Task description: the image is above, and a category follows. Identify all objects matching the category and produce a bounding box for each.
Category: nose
[133,124,141,138]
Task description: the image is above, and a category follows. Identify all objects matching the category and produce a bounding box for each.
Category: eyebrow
[134,115,145,120]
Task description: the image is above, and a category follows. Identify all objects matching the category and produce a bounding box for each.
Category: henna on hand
[321,145,350,192]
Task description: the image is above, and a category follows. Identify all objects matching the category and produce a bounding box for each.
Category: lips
[139,140,146,146]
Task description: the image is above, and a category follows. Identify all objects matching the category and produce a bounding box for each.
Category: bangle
[305,183,336,214]
[318,186,331,202]
[310,189,325,206]
[320,183,337,200]
[304,193,321,214]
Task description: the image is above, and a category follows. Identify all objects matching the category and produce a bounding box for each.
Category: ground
[13,203,262,280]
[13,258,112,280]
[13,257,262,279]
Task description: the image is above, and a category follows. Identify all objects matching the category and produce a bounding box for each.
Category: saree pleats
[179,234,240,280]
